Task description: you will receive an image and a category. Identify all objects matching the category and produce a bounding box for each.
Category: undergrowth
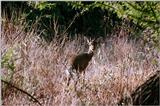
[1,14,160,106]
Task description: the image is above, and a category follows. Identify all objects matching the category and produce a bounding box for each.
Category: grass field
[1,16,159,106]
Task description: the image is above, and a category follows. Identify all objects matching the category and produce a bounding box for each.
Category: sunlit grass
[1,16,159,106]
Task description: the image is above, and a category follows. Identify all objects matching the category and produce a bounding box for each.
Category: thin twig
[1,79,42,106]
[61,13,80,36]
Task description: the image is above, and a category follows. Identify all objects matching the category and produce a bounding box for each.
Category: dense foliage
[2,1,160,42]
[33,2,160,41]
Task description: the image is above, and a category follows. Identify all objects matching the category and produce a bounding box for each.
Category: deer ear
[92,38,95,42]
[84,36,90,44]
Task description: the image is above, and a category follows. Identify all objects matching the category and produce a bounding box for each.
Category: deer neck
[88,44,95,56]
[88,50,94,57]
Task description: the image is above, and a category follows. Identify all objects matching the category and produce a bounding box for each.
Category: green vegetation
[2,1,160,43]
[2,48,15,72]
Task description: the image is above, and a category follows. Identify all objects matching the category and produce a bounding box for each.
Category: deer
[65,37,98,91]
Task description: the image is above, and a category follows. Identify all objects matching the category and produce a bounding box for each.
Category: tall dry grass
[1,15,160,106]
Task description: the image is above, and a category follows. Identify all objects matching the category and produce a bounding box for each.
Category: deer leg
[83,70,85,86]
[74,71,80,92]
[80,70,85,89]
[67,77,71,86]
[67,68,74,86]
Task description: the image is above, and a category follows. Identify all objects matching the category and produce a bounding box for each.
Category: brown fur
[67,38,97,87]
[70,39,96,73]
[71,52,93,73]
